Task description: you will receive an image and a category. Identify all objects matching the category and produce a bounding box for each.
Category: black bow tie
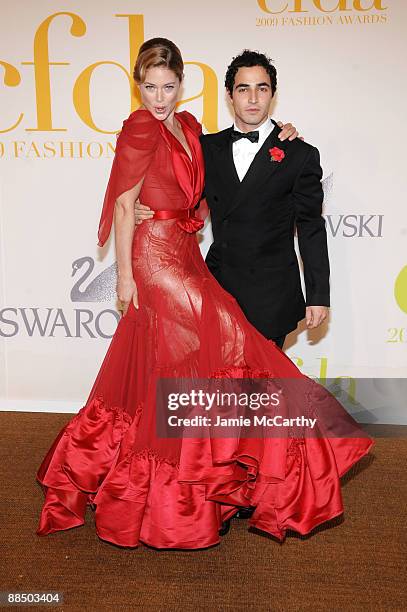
[230,129,259,144]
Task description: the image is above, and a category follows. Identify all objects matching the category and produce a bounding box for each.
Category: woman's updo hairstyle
[133,38,184,83]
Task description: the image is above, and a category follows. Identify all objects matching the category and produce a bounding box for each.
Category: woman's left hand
[277,121,304,141]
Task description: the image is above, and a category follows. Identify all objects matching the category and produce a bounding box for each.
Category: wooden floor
[0,412,405,611]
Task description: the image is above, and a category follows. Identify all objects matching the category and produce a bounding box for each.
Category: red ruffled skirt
[36,220,374,548]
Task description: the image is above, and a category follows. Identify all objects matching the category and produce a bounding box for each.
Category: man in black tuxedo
[201,50,329,350]
[202,52,330,528]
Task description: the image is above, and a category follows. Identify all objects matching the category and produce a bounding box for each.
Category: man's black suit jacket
[200,119,330,339]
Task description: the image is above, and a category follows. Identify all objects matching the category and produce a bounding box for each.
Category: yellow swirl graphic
[394,266,407,314]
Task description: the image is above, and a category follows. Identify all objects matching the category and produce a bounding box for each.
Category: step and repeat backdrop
[0,0,406,421]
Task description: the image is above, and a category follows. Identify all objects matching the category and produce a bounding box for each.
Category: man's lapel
[224,120,287,218]
[211,128,240,210]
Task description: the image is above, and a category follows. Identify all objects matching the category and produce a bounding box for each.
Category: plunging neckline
[162,116,193,163]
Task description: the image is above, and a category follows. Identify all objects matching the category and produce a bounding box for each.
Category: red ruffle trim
[36,375,373,547]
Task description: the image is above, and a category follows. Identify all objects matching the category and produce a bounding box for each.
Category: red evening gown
[36,109,374,549]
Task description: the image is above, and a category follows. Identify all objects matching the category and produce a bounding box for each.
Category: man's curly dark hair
[225,50,277,97]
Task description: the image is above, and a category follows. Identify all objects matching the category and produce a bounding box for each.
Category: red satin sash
[153,209,193,220]
[152,208,204,233]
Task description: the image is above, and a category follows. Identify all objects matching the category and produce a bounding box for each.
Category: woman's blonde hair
[133,37,184,83]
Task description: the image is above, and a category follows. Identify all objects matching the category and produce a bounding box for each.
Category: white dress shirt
[232,117,274,181]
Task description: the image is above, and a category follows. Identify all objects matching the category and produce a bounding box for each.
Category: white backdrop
[0,0,406,421]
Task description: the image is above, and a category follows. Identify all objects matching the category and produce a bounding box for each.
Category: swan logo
[322,172,333,207]
[71,256,117,302]
[320,174,384,238]
[0,256,120,339]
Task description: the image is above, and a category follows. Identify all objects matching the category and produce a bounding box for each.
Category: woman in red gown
[36,38,373,549]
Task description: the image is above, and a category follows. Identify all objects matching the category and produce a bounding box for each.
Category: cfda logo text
[0,12,218,135]
[257,0,387,12]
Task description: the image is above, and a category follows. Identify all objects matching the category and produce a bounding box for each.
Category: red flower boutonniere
[269,147,285,163]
